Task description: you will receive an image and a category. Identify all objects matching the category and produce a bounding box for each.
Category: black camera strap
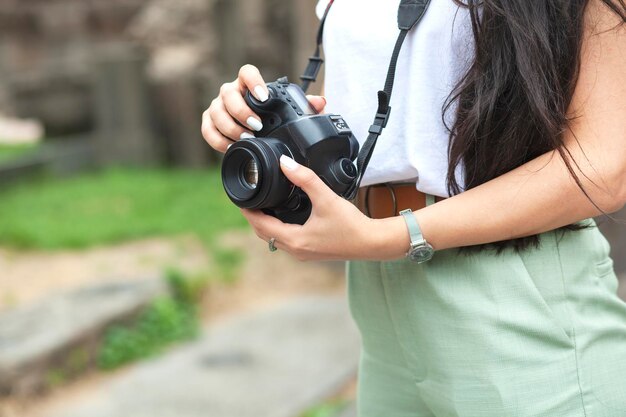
[300,0,432,200]
[300,0,334,92]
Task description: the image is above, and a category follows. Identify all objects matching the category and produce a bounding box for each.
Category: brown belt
[354,182,446,219]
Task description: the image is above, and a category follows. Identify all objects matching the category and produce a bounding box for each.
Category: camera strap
[300,0,334,92]
[300,0,432,200]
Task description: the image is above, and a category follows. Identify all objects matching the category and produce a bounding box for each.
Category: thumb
[306,95,327,114]
[279,155,332,201]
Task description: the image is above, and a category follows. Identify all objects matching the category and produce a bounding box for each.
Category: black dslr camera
[221,77,359,225]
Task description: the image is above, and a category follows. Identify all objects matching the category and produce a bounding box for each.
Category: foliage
[98,272,203,370]
[0,168,250,370]
[300,400,350,417]
[165,267,210,305]
[98,297,198,370]
[97,268,226,370]
[45,347,95,389]
[212,247,245,283]
[0,143,40,163]
[0,167,247,249]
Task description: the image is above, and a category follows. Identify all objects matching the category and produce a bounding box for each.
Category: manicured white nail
[240,132,255,139]
[280,155,299,171]
[246,116,263,132]
[254,85,269,102]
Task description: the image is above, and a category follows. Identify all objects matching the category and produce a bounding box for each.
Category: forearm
[374,145,626,257]
[367,0,626,259]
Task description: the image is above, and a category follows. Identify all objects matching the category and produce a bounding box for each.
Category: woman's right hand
[201,64,327,153]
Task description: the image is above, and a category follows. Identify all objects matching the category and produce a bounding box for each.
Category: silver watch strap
[399,208,424,246]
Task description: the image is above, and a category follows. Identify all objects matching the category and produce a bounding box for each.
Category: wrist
[364,216,410,261]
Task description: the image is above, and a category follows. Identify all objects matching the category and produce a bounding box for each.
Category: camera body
[221,77,359,225]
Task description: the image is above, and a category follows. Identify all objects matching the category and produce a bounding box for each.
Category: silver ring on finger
[268,237,278,253]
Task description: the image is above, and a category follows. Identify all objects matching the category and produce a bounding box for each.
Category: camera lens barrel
[222,138,295,210]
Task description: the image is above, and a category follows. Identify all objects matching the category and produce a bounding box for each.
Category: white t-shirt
[316,0,473,197]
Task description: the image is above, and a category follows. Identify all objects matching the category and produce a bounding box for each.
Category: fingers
[241,208,299,245]
[210,96,256,140]
[221,85,264,133]
[237,64,269,101]
[201,107,234,153]
[201,64,269,153]
[306,95,327,114]
[279,155,335,203]
[203,65,327,155]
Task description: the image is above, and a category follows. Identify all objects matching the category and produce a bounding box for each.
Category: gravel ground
[0,235,210,312]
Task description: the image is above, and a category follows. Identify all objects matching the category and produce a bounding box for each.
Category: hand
[241,155,407,262]
[201,64,327,153]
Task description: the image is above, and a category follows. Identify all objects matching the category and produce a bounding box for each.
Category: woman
[202,0,626,415]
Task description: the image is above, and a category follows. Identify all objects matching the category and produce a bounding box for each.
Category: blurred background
[0,1,623,417]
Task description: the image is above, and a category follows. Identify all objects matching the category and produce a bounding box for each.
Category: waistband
[354,182,446,219]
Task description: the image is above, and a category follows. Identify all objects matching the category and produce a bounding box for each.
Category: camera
[221,77,359,225]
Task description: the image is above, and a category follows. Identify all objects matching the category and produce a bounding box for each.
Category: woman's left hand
[241,155,403,261]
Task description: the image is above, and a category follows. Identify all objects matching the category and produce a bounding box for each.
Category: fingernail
[227,144,233,150]
[246,116,263,132]
[306,95,327,107]
[280,154,299,171]
[240,132,255,139]
[254,85,269,102]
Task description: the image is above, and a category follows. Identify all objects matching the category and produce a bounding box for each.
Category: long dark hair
[445,0,626,253]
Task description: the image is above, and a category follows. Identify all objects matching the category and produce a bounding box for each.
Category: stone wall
[0,0,320,164]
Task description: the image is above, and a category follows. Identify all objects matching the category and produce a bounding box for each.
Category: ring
[268,237,278,252]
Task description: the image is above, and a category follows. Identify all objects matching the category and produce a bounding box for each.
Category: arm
[242,1,625,262]
[378,0,626,254]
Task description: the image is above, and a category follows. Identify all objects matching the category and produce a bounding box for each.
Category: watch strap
[399,208,424,246]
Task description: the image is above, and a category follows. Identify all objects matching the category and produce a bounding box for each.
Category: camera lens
[243,159,259,189]
[222,138,295,209]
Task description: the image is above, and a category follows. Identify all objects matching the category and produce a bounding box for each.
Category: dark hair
[445,0,626,253]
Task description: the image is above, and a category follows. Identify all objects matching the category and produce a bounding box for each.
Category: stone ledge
[40,296,361,417]
[0,278,166,396]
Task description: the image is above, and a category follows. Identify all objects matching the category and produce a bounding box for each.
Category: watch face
[408,243,434,263]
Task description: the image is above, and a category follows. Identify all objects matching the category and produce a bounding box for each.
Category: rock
[40,296,360,417]
[0,115,44,145]
[0,279,166,396]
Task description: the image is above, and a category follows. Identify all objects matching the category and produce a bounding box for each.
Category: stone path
[33,296,361,417]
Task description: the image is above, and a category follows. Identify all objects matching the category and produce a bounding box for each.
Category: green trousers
[347,219,626,417]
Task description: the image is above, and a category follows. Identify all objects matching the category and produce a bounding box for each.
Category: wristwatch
[399,208,434,263]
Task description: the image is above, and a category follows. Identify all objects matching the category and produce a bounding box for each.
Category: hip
[347,219,626,416]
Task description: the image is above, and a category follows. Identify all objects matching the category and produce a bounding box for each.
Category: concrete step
[39,295,361,417]
[0,278,166,396]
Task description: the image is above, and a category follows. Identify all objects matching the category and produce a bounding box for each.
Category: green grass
[300,400,350,417]
[97,269,208,370]
[0,143,40,163]
[98,298,199,370]
[0,167,248,250]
